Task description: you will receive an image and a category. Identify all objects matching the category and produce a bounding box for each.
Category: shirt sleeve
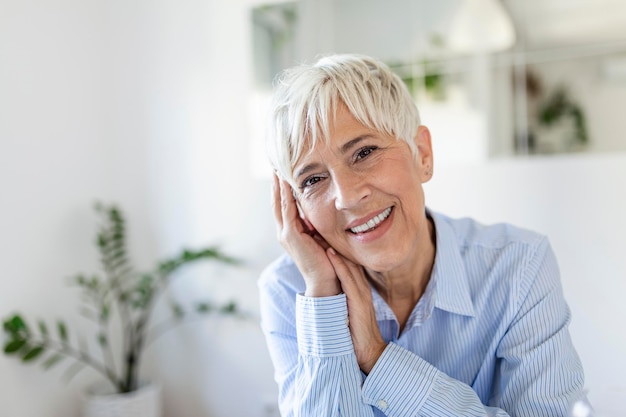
[294,294,375,416]
[259,274,374,417]
[362,343,512,416]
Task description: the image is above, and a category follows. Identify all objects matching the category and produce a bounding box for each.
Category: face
[293,103,434,275]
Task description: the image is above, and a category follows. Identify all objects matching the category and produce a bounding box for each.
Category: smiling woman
[258,53,586,417]
[291,104,435,286]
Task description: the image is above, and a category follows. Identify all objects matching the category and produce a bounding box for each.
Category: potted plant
[2,202,242,417]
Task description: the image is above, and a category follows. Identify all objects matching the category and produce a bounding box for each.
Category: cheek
[300,200,325,225]
[301,200,338,235]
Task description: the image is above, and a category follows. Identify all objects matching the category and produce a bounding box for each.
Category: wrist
[304,278,341,297]
[359,343,387,375]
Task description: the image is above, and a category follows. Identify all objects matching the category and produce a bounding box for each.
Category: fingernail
[328,248,336,255]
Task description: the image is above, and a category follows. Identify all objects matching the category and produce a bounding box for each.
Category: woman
[259,53,585,416]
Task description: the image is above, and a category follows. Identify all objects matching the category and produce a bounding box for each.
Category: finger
[302,217,316,235]
[279,178,301,231]
[313,233,330,250]
[327,248,365,293]
[271,173,283,228]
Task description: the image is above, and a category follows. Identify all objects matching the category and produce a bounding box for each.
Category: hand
[327,248,387,374]
[272,174,341,297]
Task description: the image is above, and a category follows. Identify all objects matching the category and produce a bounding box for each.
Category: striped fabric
[259,210,585,416]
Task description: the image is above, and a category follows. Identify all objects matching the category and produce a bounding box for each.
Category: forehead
[297,105,373,157]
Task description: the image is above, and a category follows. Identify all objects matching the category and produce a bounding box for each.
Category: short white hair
[266,53,421,186]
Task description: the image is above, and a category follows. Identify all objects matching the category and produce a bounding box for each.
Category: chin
[359,254,401,274]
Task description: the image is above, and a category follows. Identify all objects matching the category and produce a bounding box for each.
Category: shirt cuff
[362,342,438,415]
[296,293,353,357]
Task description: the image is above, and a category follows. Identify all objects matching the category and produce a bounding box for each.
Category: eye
[300,175,323,189]
[355,146,378,161]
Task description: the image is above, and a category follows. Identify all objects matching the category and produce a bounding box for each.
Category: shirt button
[377,399,388,410]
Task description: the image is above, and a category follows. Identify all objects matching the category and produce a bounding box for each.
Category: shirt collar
[429,209,476,318]
[371,209,475,326]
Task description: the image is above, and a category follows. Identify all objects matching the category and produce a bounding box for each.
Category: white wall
[1,2,114,416]
[0,1,281,416]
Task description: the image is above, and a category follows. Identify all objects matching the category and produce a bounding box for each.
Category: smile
[349,207,393,234]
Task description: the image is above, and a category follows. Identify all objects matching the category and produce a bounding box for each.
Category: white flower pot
[82,382,162,417]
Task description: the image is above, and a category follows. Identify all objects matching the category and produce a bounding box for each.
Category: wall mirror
[251,0,626,163]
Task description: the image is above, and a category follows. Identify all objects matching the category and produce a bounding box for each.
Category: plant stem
[123,350,137,392]
[125,278,163,391]
[101,262,136,391]
[85,284,117,381]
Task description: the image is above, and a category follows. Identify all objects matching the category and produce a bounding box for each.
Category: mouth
[348,207,393,234]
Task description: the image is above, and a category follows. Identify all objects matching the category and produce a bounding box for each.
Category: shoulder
[431,210,548,254]
[430,210,557,299]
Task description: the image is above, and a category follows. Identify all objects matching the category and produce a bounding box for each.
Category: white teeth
[350,207,392,234]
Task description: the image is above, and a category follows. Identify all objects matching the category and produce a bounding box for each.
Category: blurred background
[1,0,625,416]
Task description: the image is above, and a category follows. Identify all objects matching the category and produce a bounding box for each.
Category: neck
[366,215,436,330]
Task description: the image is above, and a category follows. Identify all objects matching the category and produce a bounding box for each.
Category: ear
[413,125,434,183]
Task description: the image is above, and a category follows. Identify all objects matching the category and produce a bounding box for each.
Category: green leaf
[62,361,85,383]
[4,314,28,334]
[75,274,86,285]
[109,249,126,262]
[42,354,64,370]
[98,333,107,346]
[196,302,213,313]
[38,320,48,338]
[220,301,237,314]
[57,321,68,342]
[4,339,27,354]
[172,304,184,319]
[109,207,122,221]
[157,246,239,275]
[22,346,44,362]
[100,305,110,321]
[89,276,100,290]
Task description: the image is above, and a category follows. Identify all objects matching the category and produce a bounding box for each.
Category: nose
[332,169,370,210]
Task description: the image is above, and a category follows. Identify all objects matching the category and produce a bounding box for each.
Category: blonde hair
[266,53,421,186]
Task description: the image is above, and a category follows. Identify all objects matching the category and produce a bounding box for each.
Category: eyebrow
[340,135,372,154]
[294,163,320,180]
[294,135,374,180]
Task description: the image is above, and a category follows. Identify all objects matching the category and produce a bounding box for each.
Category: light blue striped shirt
[259,210,585,416]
